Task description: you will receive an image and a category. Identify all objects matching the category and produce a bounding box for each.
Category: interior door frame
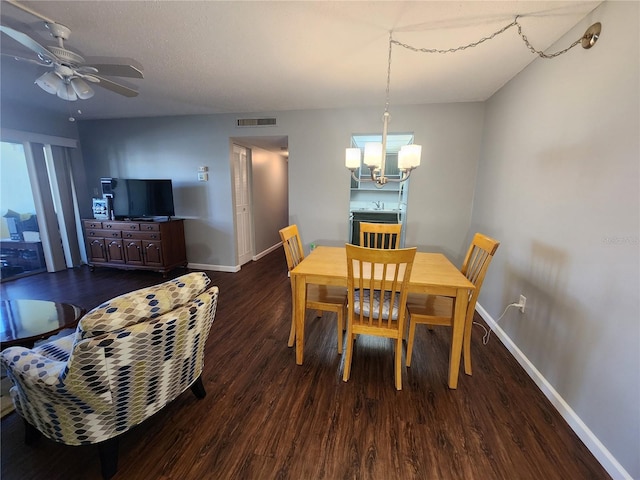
[232,144,254,266]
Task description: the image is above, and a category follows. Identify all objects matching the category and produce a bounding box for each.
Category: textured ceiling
[0,1,602,121]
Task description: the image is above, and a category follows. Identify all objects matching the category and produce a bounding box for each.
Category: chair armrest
[1,347,67,388]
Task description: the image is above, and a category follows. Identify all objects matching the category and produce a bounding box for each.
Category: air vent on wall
[236,117,277,127]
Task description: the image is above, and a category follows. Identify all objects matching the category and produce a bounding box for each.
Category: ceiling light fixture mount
[582,22,601,49]
[346,17,602,187]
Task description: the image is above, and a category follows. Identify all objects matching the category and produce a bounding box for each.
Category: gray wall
[1,100,79,139]
[77,102,484,268]
[285,103,485,258]
[472,2,639,478]
[247,146,289,254]
[78,116,238,268]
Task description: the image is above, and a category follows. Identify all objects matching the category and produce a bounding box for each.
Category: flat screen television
[111,179,175,220]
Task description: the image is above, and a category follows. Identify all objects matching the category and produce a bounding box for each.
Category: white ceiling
[0,1,602,122]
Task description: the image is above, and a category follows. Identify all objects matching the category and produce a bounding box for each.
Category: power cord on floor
[473,302,523,345]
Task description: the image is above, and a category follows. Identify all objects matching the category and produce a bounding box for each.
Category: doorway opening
[230,136,289,267]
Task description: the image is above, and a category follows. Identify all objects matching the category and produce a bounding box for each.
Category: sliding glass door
[0,134,84,281]
[0,142,47,280]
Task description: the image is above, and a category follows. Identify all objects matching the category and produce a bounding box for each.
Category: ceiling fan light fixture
[35,71,62,95]
[57,82,77,101]
[70,77,94,99]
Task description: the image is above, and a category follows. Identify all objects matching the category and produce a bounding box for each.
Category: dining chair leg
[394,337,403,390]
[406,317,417,367]
[287,304,296,347]
[463,317,473,375]
[342,330,354,382]
[336,307,344,354]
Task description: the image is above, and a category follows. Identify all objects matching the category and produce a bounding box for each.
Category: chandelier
[346,17,601,187]
[345,32,420,187]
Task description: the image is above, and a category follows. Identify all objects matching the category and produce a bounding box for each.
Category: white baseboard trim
[476,303,632,480]
[188,242,281,273]
[187,262,240,273]
[253,242,282,261]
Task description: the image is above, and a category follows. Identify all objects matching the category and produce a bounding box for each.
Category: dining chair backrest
[405,232,500,373]
[460,233,500,312]
[279,224,348,353]
[346,243,416,329]
[344,243,416,390]
[279,224,305,272]
[359,222,402,249]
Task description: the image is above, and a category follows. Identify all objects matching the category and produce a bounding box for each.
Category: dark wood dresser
[83,219,187,276]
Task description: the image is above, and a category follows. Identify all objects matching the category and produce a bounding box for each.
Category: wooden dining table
[290,245,475,389]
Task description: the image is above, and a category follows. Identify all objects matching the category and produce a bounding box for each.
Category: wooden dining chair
[406,233,500,375]
[343,244,417,390]
[279,224,348,354]
[359,222,402,249]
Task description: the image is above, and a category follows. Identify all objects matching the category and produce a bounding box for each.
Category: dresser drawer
[84,220,103,229]
[86,229,122,238]
[138,223,160,232]
[122,231,161,241]
[102,221,139,231]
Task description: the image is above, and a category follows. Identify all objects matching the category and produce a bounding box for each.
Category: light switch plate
[198,172,208,181]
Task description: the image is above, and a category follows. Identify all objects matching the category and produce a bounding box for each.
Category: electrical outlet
[519,295,526,313]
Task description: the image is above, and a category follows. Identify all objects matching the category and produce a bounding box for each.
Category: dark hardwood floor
[1,250,610,480]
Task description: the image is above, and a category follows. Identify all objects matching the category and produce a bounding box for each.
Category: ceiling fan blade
[89,64,143,79]
[78,73,100,83]
[0,25,58,63]
[94,75,139,97]
[1,51,52,66]
[76,65,98,74]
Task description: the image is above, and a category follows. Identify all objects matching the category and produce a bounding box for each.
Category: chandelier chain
[358,15,596,186]
[516,21,582,58]
[390,16,584,59]
[385,31,393,114]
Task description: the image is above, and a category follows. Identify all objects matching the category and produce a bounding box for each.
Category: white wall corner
[475,303,633,480]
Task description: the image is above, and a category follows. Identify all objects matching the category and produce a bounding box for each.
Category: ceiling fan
[0,2,143,101]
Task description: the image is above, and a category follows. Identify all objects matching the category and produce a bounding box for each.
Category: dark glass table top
[0,299,84,348]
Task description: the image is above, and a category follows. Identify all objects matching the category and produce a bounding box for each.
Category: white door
[233,145,253,266]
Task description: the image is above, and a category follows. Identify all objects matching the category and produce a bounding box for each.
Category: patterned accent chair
[0,272,219,480]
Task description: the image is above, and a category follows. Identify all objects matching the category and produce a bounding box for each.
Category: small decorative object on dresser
[83,218,187,276]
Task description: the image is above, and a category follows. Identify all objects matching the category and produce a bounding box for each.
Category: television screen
[112,179,175,219]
